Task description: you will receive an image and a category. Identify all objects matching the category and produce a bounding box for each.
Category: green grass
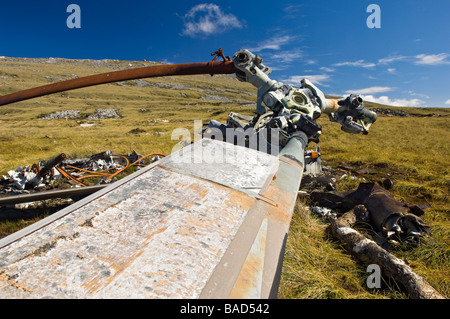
[279,202,393,299]
[284,111,450,298]
[0,56,448,298]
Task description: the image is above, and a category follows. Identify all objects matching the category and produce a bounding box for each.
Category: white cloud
[246,35,296,52]
[361,95,424,107]
[328,52,450,72]
[283,4,303,18]
[268,50,303,63]
[378,55,408,64]
[305,59,317,65]
[181,4,243,38]
[414,53,450,65]
[333,60,376,68]
[345,86,393,95]
[282,74,331,86]
[408,90,430,99]
[378,53,450,66]
[320,66,335,72]
[445,99,450,105]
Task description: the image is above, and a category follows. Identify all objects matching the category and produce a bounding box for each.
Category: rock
[87,109,120,120]
[200,94,234,103]
[41,110,81,120]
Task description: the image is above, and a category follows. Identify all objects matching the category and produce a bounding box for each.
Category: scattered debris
[329,204,444,299]
[1,150,165,201]
[309,183,431,247]
[301,146,339,193]
[6,168,41,190]
[4,153,66,191]
[312,206,337,220]
[296,146,442,298]
[287,138,431,250]
[302,153,439,297]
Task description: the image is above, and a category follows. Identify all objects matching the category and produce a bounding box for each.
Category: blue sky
[1,0,449,107]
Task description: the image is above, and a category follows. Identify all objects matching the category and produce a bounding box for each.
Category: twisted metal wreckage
[0,49,441,299]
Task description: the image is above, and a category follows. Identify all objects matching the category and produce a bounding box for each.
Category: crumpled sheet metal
[310,183,431,243]
[0,139,303,299]
[6,168,40,190]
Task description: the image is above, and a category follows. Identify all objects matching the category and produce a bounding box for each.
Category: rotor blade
[0,61,237,106]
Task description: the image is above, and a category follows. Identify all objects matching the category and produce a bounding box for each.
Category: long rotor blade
[0,61,237,106]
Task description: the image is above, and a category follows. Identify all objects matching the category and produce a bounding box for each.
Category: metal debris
[1,150,164,199]
[6,168,41,191]
[309,182,431,247]
[329,205,444,299]
[312,206,337,220]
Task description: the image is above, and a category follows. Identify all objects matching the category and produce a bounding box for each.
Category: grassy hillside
[0,56,448,298]
[279,110,449,298]
[0,57,256,172]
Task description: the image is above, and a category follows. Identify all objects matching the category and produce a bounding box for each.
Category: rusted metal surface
[228,218,268,298]
[36,153,66,178]
[0,61,237,107]
[0,138,303,299]
[198,139,304,298]
[211,48,231,62]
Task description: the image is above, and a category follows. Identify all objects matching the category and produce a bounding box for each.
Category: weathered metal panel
[0,138,303,299]
[229,218,268,298]
[164,138,279,195]
[199,138,305,299]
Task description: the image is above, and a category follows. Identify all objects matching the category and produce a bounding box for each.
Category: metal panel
[164,139,279,195]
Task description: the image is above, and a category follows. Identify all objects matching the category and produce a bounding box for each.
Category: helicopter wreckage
[0,49,442,299]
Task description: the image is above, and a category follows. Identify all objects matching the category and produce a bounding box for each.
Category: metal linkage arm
[231,49,376,135]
